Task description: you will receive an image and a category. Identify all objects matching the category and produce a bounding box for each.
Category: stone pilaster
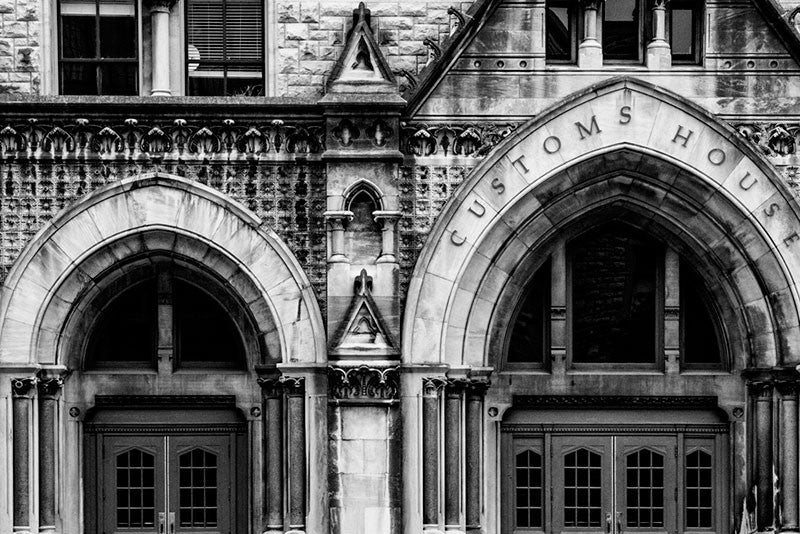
[778,381,800,531]
[257,374,285,534]
[11,377,36,534]
[37,375,64,533]
[422,377,447,532]
[465,380,488,534]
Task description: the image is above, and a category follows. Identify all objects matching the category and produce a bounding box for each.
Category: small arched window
[86,271,246,370]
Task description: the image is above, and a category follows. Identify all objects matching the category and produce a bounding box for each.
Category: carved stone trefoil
[328,365,400,404]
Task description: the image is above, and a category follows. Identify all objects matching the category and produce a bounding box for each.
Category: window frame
[668,0,704,65]
[600,0,646,64]
[184,0,267,96]
[57,0,142,95]
[544,0,578,65]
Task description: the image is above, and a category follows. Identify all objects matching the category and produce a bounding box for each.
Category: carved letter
[450,230,466,246]
[576,115,602,140]
[764,202,781,218]
[468,199,486,218]
[672,125,694,148]
[511,154,529,174]
[707,148,726,166]
[784,232,800,248]
[491,177,506,195]
[739,172,758,191]
[543,136,561,154]
[619,106,632,124]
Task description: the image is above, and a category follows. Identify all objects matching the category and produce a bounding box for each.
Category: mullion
[95,0,101,94]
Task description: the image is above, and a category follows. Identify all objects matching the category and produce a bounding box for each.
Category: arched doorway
[0,173,327,533]
[400,78,800,534]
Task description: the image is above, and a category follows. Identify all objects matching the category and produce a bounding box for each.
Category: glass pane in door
[116,448,157,528]
[616,436,676,534]
[179,449,219,527]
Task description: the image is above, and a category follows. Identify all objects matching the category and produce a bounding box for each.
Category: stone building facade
[2,1,800,534]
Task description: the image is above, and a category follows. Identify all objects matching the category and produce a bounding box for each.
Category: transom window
[86,270,247,370]
[58,0,138,95]
[507,223,725,369]
[186,0,265,96]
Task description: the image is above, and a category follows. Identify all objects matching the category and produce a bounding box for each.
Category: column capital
[422,376,448,397]
[776,380,800,397]
[11,377,37,398]
[446,377,470,396]
[651,0,669,8]
[372,210,402,225]
[328,365,400,402]
[323,210,354,225]
[580,0,603,9]
[145,0,175,13]
[37,376,64,399]
[466,378,491,398]
[748,380,774,399]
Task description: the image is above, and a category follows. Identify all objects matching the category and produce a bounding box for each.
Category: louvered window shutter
[186,0,264,95]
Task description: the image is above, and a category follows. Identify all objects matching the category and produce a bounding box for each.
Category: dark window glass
[670,2,700,63]
[515,450,544,528]
[179,449,219,528]
[187,0,265,96]
[571,224,659,364]
[87,278,157,365]
[685,450,713,528]
[174,279,246,366]
[508,260,551,364]
[546,1,574,62]
[564,448,603,527]
[116,449,156,528]
[626,449,665,527]
[59,0,138,95]
[681,263,722,366]
[603,0,640,61]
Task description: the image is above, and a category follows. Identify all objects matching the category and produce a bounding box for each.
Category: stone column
[646,0,671,69]
[12,377,37,534]
[663,248,680,373]
[422,378,446,531]
[285,377,307,533]
[37,376,64,533]
[578,0,603,68]
[324,211,354,263]
[779,381,800,531]
[147,0,175,96]
[465,381,487,534]
[373,211,402,264]
[550,243,566,373]
[258,376,285,534]
[752,382,774,530]
[444,380,465,534]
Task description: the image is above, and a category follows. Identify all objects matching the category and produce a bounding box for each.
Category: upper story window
[507,223,725,370]
[59,0,139,95]
[186,0,265,96]
[545,0,577,63]
[602,0,643,62]
[669,0,702,64]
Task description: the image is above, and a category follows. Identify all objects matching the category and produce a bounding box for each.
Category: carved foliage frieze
[400,122,519,158]
[328,365,400,402]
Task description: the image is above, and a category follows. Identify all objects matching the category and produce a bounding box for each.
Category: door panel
[615,436,677,534]
[169,435,232,534]
[551,436,613,534]
[103,436,166,534]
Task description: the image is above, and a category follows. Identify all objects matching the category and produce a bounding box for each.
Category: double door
[508,433,723,534]
[95,434,236,534]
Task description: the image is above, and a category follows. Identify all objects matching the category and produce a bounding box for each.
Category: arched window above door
[506,222,725,371]
[85,266,247,371]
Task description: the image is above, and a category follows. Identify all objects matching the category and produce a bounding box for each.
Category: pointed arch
[0,172,325,366]
[403,77,800,369]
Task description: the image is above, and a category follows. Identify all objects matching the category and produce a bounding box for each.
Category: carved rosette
[328,365,400,401]
[12,377,37,398]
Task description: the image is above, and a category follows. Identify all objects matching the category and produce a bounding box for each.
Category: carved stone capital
[651,0,669,8]
[37,376,64,399]
[145,0,176,12]
[257,373,305,397]
[580,0,603,10]
[12,377,37,398]
[422,377,448,397]
[329,365,400,401]
[281,376,306,396]
[776,380,800,398]
[446,377,470,398]
[749,381,774,399]
[466,379,491,399]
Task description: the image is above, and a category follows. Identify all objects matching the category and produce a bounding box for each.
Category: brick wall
[275,0,475,97]
[0,0,40,94]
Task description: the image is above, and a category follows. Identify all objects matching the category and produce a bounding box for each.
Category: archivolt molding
[403,77,800,368]
[0,172,326,366]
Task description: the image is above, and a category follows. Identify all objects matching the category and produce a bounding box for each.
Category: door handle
[158,511,166,534]
[605,512,612,533]
[169,511,176,534]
